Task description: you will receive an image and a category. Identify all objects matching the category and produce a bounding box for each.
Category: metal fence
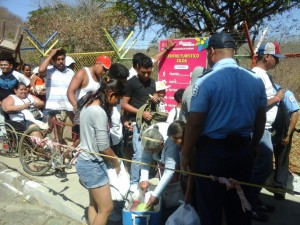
[21,50,120,71]
[21,49,160,80]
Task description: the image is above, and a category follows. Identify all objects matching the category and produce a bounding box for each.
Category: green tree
[26,0,135,52]
[115,0,300,46]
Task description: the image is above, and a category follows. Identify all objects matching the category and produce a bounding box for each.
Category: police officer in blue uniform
[182,32,267,225]
[272,87,299,200]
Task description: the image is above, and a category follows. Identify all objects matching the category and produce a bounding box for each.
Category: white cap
[65,56,75,66]
[155,81,171,91]
[32,67,39,74]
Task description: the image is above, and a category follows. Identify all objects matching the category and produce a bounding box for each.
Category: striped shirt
[45,67,74,111]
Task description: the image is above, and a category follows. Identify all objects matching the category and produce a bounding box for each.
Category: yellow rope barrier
[2,127,291,194]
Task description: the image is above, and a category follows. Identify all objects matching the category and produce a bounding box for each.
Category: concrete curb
[0,162,85,223]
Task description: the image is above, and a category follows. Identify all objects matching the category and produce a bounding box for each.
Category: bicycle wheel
[5,122,19,156]
[18,126,52,176]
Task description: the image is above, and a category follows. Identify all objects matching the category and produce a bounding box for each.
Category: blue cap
[208,32,235,49]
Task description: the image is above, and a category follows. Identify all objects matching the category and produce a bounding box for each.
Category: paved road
[0,182,83,225]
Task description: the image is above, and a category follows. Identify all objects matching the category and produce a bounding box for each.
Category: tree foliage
[26,0,135,52]
[115,0,300,46]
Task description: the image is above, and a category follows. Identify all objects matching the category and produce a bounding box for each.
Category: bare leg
[48,114,56,131]
[88,192,97,225]
[88,184,113,225]
[28,124,43,139]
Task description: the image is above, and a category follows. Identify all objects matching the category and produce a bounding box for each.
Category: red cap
[95,55,111,69]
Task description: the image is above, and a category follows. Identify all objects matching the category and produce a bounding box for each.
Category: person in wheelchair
[1,81,47,136]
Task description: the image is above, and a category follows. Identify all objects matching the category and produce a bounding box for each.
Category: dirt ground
[289,119,300,174]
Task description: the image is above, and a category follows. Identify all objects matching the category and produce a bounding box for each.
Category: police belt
[198,135,252,148]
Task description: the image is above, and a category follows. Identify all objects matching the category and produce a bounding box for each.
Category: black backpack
[268,76,290,142]
[272,100,290,141]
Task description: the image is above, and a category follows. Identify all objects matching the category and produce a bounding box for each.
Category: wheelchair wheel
[18,126,52,176]
[0,122,19,157]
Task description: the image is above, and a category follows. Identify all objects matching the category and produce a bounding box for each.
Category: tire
[18,126,52,176]
[0,122,19,157]
[4,122,19,157]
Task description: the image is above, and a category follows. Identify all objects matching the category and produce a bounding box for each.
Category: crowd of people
[0,32,299,225]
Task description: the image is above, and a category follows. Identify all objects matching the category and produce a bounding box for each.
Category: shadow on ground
[253,192,300,225]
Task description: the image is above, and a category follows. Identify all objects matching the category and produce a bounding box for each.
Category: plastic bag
[165,201,201,225]
[107,161,130,201]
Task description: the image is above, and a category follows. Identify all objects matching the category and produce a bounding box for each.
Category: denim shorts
[76,158,109,189]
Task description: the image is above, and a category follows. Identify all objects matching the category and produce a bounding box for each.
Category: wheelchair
[2,112,52,176]
[17,111,75,177]
[0,119,23,157]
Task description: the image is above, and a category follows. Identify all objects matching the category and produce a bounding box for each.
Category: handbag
[165,201,201,225]
[77,91,94,110]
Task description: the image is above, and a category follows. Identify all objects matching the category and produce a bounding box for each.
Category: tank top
[9,94,36,122]
[75,67,100,100]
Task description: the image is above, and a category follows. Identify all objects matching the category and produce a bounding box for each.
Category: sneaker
[256,203,275,213]
[274,192,285,201]
[252,209,269,222]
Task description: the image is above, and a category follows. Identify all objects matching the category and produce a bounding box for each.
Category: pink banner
[158,38,208,111]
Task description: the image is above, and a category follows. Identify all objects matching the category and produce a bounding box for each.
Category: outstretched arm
[152,38,176,64]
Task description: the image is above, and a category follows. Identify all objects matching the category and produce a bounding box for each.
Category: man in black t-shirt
[121,53,157,187]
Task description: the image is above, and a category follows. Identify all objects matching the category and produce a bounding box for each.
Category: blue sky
[1,0,299,48]
[0,0,160,49]
[0,0,38,21]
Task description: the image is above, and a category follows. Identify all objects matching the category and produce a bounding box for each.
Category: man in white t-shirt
[39,48,74,129]
[251,42,286,222]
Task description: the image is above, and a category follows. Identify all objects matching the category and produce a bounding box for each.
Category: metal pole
[243,21,256,68]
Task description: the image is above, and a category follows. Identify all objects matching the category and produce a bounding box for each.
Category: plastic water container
[122,197,161,225]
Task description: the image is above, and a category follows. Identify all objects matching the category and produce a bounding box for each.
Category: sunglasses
[96,62,109,73]
[103,66,109,73]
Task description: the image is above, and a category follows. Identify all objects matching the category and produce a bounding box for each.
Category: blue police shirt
[275,84,299,114]
[190,58,267,138]
[284,90,300,113]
